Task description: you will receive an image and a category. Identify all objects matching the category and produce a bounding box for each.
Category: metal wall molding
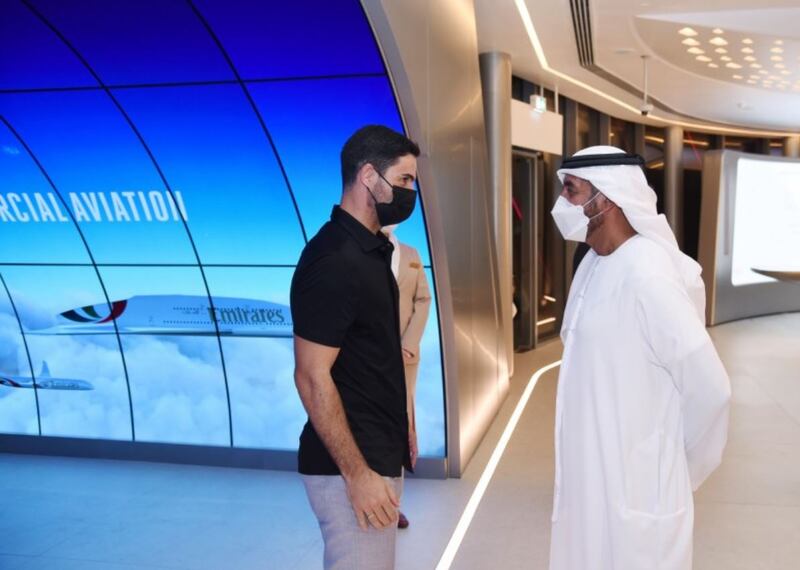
[480,51,515,378]
[363,0,510,477]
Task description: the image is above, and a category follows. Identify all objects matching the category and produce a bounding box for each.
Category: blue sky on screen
[0,0,445,457]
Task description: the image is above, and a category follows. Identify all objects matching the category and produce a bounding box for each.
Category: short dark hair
[340,125,420,188]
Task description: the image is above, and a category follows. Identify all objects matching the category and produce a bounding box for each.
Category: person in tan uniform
[382,224,432,529]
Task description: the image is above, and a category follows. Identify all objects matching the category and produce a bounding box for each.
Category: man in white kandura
[548,146,732,570]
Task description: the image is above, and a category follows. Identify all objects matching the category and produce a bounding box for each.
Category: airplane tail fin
[39,361,50,378]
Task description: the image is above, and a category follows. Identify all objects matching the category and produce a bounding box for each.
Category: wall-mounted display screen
[0,0,445,458]
[732,158,800,286]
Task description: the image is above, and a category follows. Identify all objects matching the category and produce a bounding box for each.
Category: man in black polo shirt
[291,125,420,569]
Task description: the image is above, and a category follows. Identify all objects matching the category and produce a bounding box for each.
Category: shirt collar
[331,206,392,254]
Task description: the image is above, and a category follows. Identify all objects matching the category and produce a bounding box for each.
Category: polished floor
[1,313,798,569]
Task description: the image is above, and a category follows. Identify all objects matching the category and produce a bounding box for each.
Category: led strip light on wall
[435,359,562,570]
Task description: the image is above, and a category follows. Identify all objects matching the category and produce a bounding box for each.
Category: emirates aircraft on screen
[26,295,293,338]
[0,362,93,393]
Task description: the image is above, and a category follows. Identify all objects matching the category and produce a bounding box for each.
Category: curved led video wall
[0,0,445,457]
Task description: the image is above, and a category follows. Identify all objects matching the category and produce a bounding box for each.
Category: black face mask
[365,171,417,227]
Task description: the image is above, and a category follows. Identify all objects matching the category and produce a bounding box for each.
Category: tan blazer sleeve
[401,246,431,360]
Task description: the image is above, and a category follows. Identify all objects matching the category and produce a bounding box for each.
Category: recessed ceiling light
[741,47,754,54]
[713,28,725,34]
[771,55,783,62]
[679,27,698,37]
[688,47,705,55]
[709,37,728,46]
[733,75,743,79]
[751,63,762,68]
[759,69,768,74]
[682,38,701,46]
[696,55,712,62]
[780,70,791,75]
[742,38,754,44]
[744,56,756,62]
[747,79,757,84]
[774,63,786,69]
[708,63,719,68]
[715,48,728,54]
[749,74,760,79]
[771,47,784,54]
[720,56,732,61]
[726,62,742,69]
[774,39,784,45]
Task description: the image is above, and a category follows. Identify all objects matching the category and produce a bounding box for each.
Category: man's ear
[356,162,377,190]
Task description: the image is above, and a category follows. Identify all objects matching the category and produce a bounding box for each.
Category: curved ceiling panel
[634,16,800,94]
[476,0,800,132]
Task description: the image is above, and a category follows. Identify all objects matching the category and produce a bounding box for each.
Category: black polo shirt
[290,206,411,477]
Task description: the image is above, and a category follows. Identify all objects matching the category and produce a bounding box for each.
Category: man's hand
[345,468,400,530]
[402,348,414,363]
[409,427,418,469]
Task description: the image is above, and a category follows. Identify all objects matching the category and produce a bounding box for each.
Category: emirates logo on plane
[60,300,128,324]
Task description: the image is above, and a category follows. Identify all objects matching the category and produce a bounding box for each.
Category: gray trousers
[303,475,404,570]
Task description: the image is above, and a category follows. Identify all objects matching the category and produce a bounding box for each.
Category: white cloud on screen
[0,297,447,457]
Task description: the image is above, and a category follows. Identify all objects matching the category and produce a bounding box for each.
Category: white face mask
[550,192,605,242]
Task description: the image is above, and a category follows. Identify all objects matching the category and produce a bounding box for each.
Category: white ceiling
[474,0,800,135]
